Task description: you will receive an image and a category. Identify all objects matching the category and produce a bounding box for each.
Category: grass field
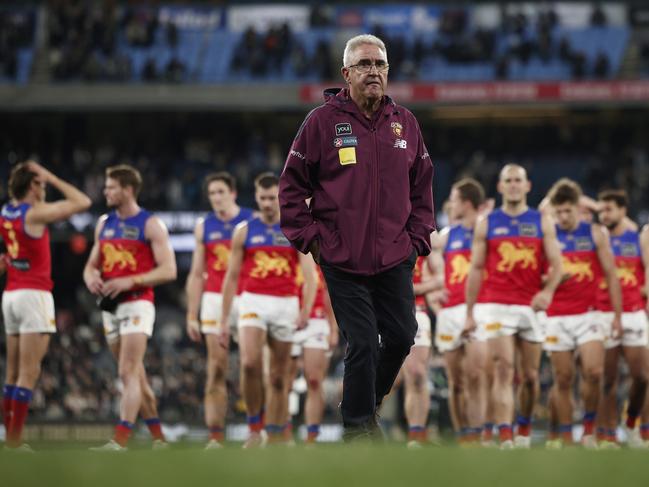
[1,443,648,487]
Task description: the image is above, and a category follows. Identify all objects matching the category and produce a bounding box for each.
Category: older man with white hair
[279,34,435,442]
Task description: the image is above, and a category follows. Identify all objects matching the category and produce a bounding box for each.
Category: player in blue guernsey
[542,179,621,450]
[595,190,649,449]
[219,173,317,448]
[185,172,253,449]
[84,165,176,451]
[429,178,488,446]
[466,164,563,449]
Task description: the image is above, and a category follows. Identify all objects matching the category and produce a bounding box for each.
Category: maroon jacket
[279,88,435,276]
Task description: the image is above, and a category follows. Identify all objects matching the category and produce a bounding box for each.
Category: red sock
[583,420,595,436]
[209,426,224,442]
[482,424,494,442]
[145,418,165,441]
[2,389,13,434]
[626,414,638,429]
[596,427,606,441]
[113,421,134,447]
[8,387,32,447]
[498,424,513,443]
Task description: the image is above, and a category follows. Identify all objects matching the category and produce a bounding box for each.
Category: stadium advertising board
[300,81,649,105]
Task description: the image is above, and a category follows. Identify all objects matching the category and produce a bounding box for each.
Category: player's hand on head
[186,318,202,343]
[25,160,52,181]
[102,276,134,299]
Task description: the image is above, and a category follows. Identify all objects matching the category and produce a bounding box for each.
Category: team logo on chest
[562,257,593,282]
[391,122,403,137]
[496,241,538,272]
[449,254,471,284]
[250,251,291,278]
[211,244,230,271]
[102,243,137,272]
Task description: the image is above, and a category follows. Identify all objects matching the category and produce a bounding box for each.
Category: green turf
[1,444,647,487]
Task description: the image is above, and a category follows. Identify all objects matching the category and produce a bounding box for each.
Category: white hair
[342,34,388,67]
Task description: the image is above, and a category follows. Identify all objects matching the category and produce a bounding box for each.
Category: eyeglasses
[346,60,389,74]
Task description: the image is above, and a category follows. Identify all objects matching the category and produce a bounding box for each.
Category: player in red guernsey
[83,165,176,451]
[219,173,317,448]
[594,190,649,449]
[465,164,563,449]
[542,180,622,450]
[185,172,253,449]
[430,178,488,446]
[290,261,338,444]
[1,161,90,451]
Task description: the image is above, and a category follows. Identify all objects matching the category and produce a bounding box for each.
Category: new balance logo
[394,139,407,149]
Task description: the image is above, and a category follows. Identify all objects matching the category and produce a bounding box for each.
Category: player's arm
[425,230,448,311]
[640,225,649,314]
[531,213,563,311]
[297,252,318,331]
[465,216,487,332]
[24,161,92,225]
[83,215,107,296]
[594,224,622,338]
[185,219,206,342]
[103,216,177,298]
[218,222,247,348]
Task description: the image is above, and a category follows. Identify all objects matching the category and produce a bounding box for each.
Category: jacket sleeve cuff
[410,234,431,257]
[294,221,320,254]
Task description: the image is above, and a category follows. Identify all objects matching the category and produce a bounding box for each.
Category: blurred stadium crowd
[2,1,648,84]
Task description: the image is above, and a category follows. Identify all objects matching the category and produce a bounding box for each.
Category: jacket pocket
[318,223,351,265]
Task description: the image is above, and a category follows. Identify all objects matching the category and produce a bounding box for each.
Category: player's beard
[605,219,621,231]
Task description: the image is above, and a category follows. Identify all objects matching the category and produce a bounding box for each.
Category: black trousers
[321,251,418,428]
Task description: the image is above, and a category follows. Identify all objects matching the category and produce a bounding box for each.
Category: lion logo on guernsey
[562,257,594,282]
[211,244,230,271]
[250,251,292,279]
[496,241,537,272]
[449,254,471,284]
[102,243,137,272]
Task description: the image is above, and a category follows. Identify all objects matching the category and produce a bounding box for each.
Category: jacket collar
[323,88,398,118]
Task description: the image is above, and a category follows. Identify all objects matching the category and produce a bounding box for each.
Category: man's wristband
[133,275,144,286]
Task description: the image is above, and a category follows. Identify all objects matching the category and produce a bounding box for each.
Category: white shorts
[291,318,330,357]
[200,292,239,335]
[475,303,545,343]
[237,292,299,342]
[2,289,56,335]
[542,312,604,352]
[102,300,155,343]
[413,310,432,348]
[595,310,649,349]
[435,303,485,353]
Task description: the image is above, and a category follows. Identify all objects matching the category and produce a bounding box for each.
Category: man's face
[448,188,467,221]
[553,202,579,230]
[255,185,280,220]
[207,180,235,213]
[104,177,129,208]
[598,200,625,229]
[341,43,388,102]
[498,167,530,205]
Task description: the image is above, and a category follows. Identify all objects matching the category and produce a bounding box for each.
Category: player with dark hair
[595,189,649,449]
[1,161,90,451]
[543,179,622,449]
[185,172,253,449]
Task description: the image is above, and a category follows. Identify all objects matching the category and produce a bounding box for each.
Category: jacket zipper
[371,123,379,274]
